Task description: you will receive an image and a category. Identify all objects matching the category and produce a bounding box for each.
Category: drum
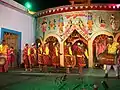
[98,53,116,65]
[0,55,6,66]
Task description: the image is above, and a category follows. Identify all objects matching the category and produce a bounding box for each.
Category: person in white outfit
[104,36,119,78]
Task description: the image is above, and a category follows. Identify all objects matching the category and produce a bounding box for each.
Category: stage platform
[8,67,119,77]
[0,68,120,90]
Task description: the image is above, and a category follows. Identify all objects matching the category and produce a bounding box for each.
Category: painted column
[88,40,93,67]
[60,42,64,67]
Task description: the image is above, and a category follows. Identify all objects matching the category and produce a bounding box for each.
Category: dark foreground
[0,68,120,90]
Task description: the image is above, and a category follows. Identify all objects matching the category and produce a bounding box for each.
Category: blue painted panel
[0,28,22,64]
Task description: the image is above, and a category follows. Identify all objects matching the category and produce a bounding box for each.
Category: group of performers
[64,42,88,74]
[0,36,120,78]
[23,42,60,72]
[23,41,89,73]
[0,40,15,72]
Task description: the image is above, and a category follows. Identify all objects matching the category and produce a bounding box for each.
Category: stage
[0,68,120,90]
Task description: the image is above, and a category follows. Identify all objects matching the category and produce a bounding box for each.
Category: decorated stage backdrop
[35,5,120,67]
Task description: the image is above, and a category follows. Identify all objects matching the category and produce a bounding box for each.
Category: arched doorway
[93,34,109,68]
[64,30,88,68]
[114,33,120,42]
[45,36,60,66]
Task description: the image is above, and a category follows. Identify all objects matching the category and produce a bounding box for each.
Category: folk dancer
[23,44,29,71]
[7,47,15,68]
[64,42,74,74]
[28,43,36,72]
[104,36,119,78]
[0,40,9,72]
[76,43,86,74]
[52,43,60,72]
[43,43,50,72]
[38,43,44,71]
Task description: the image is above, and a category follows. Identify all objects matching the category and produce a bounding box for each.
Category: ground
[0,67,120,90]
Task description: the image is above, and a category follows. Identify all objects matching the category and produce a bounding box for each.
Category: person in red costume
[23,43,29,71]
[28,43,36,72]
[43,42,50,72]
[38,43,44,72]
[64,42,73,73]
[52,43,60,72]
[8,47,15,68]
[76,43,86,74]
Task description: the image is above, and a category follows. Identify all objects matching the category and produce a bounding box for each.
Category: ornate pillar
[88,40,93,67]
[60,42,64,67]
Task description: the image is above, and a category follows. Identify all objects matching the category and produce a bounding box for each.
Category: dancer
[28,43,36,72]
[38,43,44,71]
[23,43,29,71]
[104,36,119,78]
[0,40,9,72]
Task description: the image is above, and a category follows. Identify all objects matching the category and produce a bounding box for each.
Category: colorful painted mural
[37,11,120,41]
[35,5,120,67]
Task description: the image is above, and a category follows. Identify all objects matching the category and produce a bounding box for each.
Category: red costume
[23,46,29,68]
[43,44,50,65]
[7,48,15,65]
[64,45,72,67]
[38,46,43,65]
[52,46,60,66]
[28,47,36,65]
[76,46,86,67]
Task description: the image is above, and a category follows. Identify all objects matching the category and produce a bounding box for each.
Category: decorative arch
[91,31,113,43]
[88,31,113,67]
[114,33,120,42]
[43,34,61,44]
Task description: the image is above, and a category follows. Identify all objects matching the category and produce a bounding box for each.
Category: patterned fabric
[76,46,86,67]
[7,49,15,63]
[28,47,36,65]
[38,47,43,65]
[108,42,119,54]
[23,47,29,66]
[52,47,60,66]
[64,46,73,67]
[43,55,50,65]
[43,46,50,65]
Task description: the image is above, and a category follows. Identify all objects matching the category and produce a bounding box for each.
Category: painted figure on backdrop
[87,12,93,34]
[96,37,107,57]
[104,36,119,78]
[110,14,120,31]
[58,15,64,34]
[28,43,36,72]
[99,16,106,29]
[64,42,74,73]
[7,46,15,68]
[41,17,47,40]
[49,18,56,30]
[43,43,50,72]
[76,43,86,74]
[52,42,60,72]
[38,43,44,72]
[0,40,9,72]
[77,18,88,34]
[23,44,29,71]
